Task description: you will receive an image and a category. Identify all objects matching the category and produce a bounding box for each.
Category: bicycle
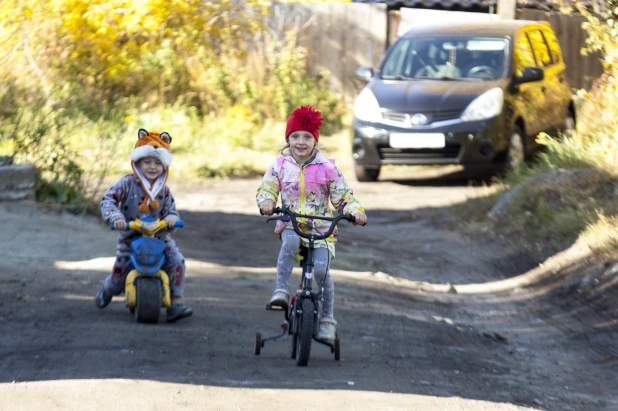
[254,206,356,366]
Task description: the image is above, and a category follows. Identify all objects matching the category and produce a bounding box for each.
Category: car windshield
[381,36,510,81]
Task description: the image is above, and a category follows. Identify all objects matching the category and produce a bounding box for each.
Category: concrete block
[0,164,36,201]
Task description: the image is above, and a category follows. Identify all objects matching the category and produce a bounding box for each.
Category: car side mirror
[355,66,374,82]
[514,66,544,85]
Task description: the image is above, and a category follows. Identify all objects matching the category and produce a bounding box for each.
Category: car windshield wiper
[382,75,411,80]
[413,76,483,82]
[413,76,459,81]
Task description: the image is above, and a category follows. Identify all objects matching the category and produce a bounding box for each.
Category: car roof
[401,19,542,38]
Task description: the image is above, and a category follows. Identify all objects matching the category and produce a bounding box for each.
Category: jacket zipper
[299,164,306,215]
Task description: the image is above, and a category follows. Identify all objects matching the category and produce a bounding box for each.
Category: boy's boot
[167,300,193,322]
[95,284,113,309]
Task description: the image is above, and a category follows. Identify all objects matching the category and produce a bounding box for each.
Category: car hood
[369,78,507,113]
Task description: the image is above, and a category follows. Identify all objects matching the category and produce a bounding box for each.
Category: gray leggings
[276,230,335,321]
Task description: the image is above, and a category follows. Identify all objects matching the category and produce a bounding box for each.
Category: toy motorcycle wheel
[254,333,262,355]
[134,277,162,324]
[334,338,341,361]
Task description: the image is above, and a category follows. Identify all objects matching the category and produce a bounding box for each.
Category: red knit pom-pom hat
[285,106,323,142]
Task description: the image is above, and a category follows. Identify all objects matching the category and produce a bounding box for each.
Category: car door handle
[541,86,546,93]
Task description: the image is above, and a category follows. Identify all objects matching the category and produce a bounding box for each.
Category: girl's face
[136,157,164,183]
[288,131,316,163]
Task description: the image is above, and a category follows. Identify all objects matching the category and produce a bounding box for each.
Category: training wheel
[334,338,340,361]
[255,333,262,355]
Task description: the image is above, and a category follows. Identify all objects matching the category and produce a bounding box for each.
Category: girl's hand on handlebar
[260,200,275,216]
[113,219,127,230]
[164,215,178,229]
[353,212,367,226]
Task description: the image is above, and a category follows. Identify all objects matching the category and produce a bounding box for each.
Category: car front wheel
[506,126,525,171]
[563,110,576,136]
[354,164,380,182]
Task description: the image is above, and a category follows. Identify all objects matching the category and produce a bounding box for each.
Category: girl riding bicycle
[256,106,367,341]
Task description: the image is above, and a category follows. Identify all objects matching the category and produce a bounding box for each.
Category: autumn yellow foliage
[0,0,347,210]
[1,0,271,109]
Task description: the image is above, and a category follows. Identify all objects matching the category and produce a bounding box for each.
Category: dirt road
[0,170,616,410]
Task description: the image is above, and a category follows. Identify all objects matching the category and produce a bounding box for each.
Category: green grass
[3,104,354,186]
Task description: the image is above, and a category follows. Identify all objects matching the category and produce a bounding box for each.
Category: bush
[2,99,88,211]
[0,1,348,211]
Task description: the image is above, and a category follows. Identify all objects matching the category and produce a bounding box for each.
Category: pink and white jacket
[256,151,364,254]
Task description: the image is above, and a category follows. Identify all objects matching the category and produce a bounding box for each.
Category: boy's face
[136,157,164,182]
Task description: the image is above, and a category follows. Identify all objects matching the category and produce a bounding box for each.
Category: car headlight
[353,88,382,123]
[460,87,504,122]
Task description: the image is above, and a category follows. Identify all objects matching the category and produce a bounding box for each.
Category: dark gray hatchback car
[352,20,575,181]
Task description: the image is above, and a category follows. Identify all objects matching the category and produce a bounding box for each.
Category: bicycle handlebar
[267,206,354,241]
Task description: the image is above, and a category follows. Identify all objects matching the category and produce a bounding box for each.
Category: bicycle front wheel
[295,299,314,366]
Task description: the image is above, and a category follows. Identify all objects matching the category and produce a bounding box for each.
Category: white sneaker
[269,290,289,306]
[317,320,336,341]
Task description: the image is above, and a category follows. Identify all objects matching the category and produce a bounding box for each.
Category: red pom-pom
[294,106,323,130]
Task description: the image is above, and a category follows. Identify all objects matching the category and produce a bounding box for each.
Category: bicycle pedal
[266,303,288,311]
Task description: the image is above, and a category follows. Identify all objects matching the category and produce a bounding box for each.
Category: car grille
[382,110,462,125]
[378,144,461,160]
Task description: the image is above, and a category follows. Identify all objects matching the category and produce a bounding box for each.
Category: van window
[528,30,553,67]
[514,33,537,76]
[542,29,563,64]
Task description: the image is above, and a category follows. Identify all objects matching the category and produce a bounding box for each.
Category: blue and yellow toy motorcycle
[112,216,184,323]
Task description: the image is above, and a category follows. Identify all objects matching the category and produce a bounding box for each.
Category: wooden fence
[271,3,603,101]
[270,3,387,102]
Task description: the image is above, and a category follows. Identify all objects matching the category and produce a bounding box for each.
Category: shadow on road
[377,166,497,187]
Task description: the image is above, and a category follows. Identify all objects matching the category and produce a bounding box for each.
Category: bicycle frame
[269,206,353,297]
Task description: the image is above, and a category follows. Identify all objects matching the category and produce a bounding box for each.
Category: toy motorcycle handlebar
[110,219,185,231]
[266,206,355,241]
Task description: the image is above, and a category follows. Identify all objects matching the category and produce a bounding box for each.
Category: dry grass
[452,59,618,257]
[455,165,618,258]
[582,214,618,256]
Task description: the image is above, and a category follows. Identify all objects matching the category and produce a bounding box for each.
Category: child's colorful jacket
[101,174,180,243]
[256,150,364,256]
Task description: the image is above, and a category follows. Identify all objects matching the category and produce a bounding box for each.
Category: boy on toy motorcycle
[95,128,192,322]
